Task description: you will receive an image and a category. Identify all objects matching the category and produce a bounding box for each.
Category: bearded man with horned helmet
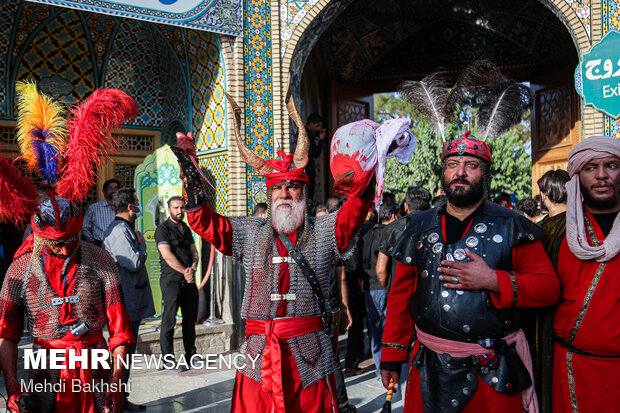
[170,91,393,412]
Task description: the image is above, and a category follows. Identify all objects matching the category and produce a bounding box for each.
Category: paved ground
[127,338,405,413]
[0,331,404,413]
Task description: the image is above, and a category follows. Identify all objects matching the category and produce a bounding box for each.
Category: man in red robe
[379,133,560,412]
[171,93,383,412]
[0,81,137,413]
[0,197,135,413]
[551,135,620,412]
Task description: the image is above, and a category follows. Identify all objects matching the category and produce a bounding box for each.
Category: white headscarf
[565,136,620,262]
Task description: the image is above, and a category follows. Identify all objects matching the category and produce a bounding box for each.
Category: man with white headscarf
[552,135,620,412]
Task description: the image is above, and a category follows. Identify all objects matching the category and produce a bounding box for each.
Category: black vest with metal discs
[391,201,542,412]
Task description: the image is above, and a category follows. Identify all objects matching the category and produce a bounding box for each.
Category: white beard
[272,198,305,234]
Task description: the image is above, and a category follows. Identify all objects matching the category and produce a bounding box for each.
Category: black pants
[159,277,199,356]
[345,289,366,369]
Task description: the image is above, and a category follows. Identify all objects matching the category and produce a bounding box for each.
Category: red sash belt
[245,316,323,413]
[34,332,105,413]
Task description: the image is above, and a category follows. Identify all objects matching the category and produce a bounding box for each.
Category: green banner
[576,30,620,118]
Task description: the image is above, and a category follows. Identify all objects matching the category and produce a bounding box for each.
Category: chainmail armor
[230,212,340,387]
[28,339,110,413]
[0,243,124,413]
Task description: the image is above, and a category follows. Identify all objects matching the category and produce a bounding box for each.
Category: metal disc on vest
[465,236,479,248]
[428,232,440,243]
[474,223,487,234]
[454,249,466,260]
[492,234,503,243]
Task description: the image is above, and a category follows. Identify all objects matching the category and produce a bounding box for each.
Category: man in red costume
[0,197,135,413]
[170,93,376,412]
[0,81,137,413]
[551,136,620,412]
[379,132,560,413]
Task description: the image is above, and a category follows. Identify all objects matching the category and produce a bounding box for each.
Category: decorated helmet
[0,80,137,247]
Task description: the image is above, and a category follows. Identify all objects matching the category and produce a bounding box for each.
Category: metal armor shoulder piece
[482,202,542,244]
[390,208,439,265]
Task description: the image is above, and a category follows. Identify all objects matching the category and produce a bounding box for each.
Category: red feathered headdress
[0,81,137,240]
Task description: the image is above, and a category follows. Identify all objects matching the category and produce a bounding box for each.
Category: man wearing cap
[170,95,376,412]
[551,136,620,412]
[379,132,559,412]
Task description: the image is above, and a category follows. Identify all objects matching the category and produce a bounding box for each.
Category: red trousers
[230,341,338,413]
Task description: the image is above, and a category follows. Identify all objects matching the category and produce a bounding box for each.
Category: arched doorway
[0,1,231,213]
[283,0,588,202]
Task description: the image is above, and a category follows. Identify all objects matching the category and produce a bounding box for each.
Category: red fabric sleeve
[490,240,560,308]
[0,260,26,343]
[381,261,417,363]
[335,196,374,251]
[187,203,233,256]
[106,301,135,351]
[0,305,23,343]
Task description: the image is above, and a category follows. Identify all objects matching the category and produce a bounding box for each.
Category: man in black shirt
[155,196,199,367]
[305,113,327,199]
[376,186,431,291]
[360,201,398,379]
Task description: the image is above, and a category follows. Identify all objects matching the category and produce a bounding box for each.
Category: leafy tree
[487,129,532,199]
[375,93,532,201]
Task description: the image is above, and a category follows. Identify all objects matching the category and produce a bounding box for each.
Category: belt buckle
[271,293,296,301]
[272,256,294,264]
[52,295,80,306]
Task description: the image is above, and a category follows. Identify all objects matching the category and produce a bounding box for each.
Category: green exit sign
[576,30,620,119]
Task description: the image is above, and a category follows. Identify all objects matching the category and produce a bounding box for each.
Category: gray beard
[272,198,305,234]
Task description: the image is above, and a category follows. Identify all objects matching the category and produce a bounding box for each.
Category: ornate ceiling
[316,0,578,89]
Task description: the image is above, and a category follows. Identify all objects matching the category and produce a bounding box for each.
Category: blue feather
[31,129,60,183]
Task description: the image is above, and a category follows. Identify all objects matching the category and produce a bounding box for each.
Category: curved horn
[286,86,309,169]
[224,92,274,174]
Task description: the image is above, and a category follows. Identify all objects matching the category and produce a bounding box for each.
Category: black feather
[443,60,505,124]
[398,73,449,141]
[477,82,532,141]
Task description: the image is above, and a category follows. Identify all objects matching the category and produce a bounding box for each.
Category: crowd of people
[0,70,619,413]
